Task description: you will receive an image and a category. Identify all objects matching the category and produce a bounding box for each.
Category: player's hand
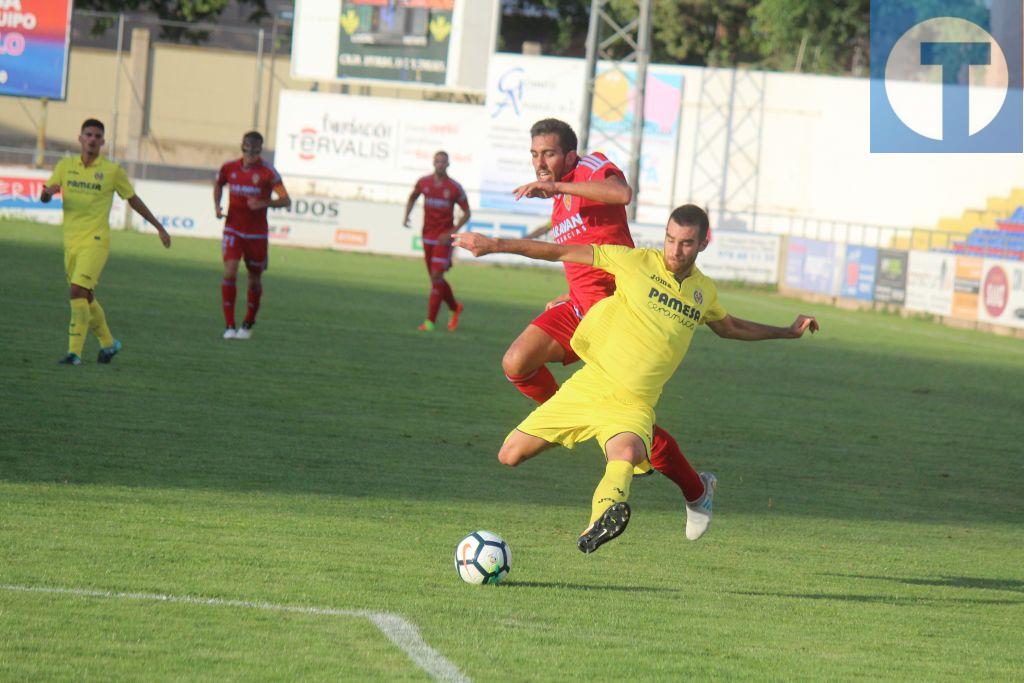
[40,184,60,202]
[545,293,571,311]
[215,207,225,219]
[513,180,557,201]
[789,315,819,338]
[157,228,172,248]
[403,216,411,228]
[452,232,495,257]
[247,197,268,210]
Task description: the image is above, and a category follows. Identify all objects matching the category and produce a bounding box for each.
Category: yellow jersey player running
[455,205,819,553]
[41,118,171,365]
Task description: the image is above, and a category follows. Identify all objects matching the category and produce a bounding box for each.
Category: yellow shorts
[514,364,655,473]
[64,244,110,289]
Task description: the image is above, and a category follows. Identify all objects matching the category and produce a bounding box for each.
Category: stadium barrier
[779,235,1024,338]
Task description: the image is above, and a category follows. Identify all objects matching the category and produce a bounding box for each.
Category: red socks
[650,425,705,502]
[440,279,457,310]
[222,278,237,328]
[245,285,262,326]
[506,367,559,404]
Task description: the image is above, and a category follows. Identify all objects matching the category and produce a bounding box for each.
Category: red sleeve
[455,182,469,211]
[589,159,624,182]
[216,163,228,186]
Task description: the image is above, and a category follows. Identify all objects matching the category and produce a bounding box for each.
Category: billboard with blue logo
[841,245,878,301]
[0,0,73,100]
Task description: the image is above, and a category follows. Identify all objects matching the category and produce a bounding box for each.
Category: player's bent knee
[498,443,527,467]
[502,345,535,377]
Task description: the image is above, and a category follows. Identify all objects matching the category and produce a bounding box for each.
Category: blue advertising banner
[785,237,837,294]
[0,0,73,100]
[841,245,878,300]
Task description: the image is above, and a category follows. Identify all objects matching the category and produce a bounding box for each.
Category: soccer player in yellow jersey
[455,204,819,553]
[40,118,171,365]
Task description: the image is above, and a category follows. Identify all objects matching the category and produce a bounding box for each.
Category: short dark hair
[242,131,263,146]
[434,150,449,159]
[81,118,105,134]
[668,204,710,242]
[529,118,578,153]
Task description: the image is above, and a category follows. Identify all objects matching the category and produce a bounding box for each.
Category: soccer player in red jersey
[403,150,471,332]
[214,131,291,340]
[502,118,713,532]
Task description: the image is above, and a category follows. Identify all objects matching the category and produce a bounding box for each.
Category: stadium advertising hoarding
[840,245,878,301]
[905,251,954,316]
[482,54,685,220]
[0,166,62,224]
[952,256,983,321]
[873,249,909,305]
[785,237,838,295]
[483,53,586,215]
[291,0,498,91]
[0,0,72,100]
[977,259,1024,329]
[134,179,222,239]
[274,90,483,205]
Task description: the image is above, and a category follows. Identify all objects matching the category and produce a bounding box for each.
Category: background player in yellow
[455,205,819,554]
[40,118,171,365]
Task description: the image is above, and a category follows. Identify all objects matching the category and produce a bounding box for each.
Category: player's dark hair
[669,204,710,242]
[81,118,105,134]
[243,131,263,146]
[530,118,578,153]
[434,150,449,159]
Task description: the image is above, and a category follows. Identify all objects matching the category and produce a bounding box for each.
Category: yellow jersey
[47,156,135,249]
[570,245,727,407]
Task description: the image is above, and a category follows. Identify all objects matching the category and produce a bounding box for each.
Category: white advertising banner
[905,250,954,317]
[267,196,341,249]
[133,179,221,239]
[977,259,1024,329]
[483,53,587,215]
[630,223,780,284]
[464,210,558,268]
[274,90,485,204]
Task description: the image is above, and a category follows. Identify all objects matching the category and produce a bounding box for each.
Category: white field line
[0,583,470,683]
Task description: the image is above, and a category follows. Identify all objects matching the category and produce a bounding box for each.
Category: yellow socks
[68,298,91,356]
[88,299,115,348]
[589,460,634,526]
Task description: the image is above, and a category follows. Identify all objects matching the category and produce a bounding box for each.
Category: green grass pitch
[1,219,1022,679]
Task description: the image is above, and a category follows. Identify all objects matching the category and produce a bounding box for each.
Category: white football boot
[685,472,717,541]
[223,327,237,340]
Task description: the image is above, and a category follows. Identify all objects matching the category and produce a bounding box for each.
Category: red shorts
[423,242,453,274]
[223,230,268,272]
[530,301,583,365]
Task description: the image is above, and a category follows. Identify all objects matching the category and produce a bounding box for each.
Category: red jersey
[216,158,282,237]
[550,152,634,313]
[415,174,469,243]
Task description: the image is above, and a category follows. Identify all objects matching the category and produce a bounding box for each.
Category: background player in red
[503,118,714,537]
[214,131,291,340]
[403,150,471,332]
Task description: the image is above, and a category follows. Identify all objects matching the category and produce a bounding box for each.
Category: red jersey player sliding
[214,131,291,340]
[403,150,471,332]
[503,118,715,539]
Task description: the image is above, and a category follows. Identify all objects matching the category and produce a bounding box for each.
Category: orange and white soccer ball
[454,530,511,585]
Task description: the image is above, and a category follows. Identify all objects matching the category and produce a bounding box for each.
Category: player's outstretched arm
[513,176,631,205]
[453,233,593,265]
[40,184,60,203]
[128,195,172,248]
[249,183,292,210]
[706,314,819,341]
[403,189,421,228]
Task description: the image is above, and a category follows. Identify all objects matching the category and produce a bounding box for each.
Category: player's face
[663,220,708,276]
[79,127,104,155]
[433,154,449,174]
[241,138,262,162]
[530,134,578,182]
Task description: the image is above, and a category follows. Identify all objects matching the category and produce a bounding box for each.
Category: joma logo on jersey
[649,274,673,288]
[648,287,701,321]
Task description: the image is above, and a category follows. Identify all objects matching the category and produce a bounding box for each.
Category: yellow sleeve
[590,244,640,275]
[112,164,135,200]
[701,289,727,324]
[46,158,65,187]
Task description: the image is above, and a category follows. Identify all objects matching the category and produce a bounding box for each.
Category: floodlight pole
[578,0,653,220]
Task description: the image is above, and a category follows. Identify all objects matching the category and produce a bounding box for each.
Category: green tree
[752,0,869,74]
[78,0,270,43]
